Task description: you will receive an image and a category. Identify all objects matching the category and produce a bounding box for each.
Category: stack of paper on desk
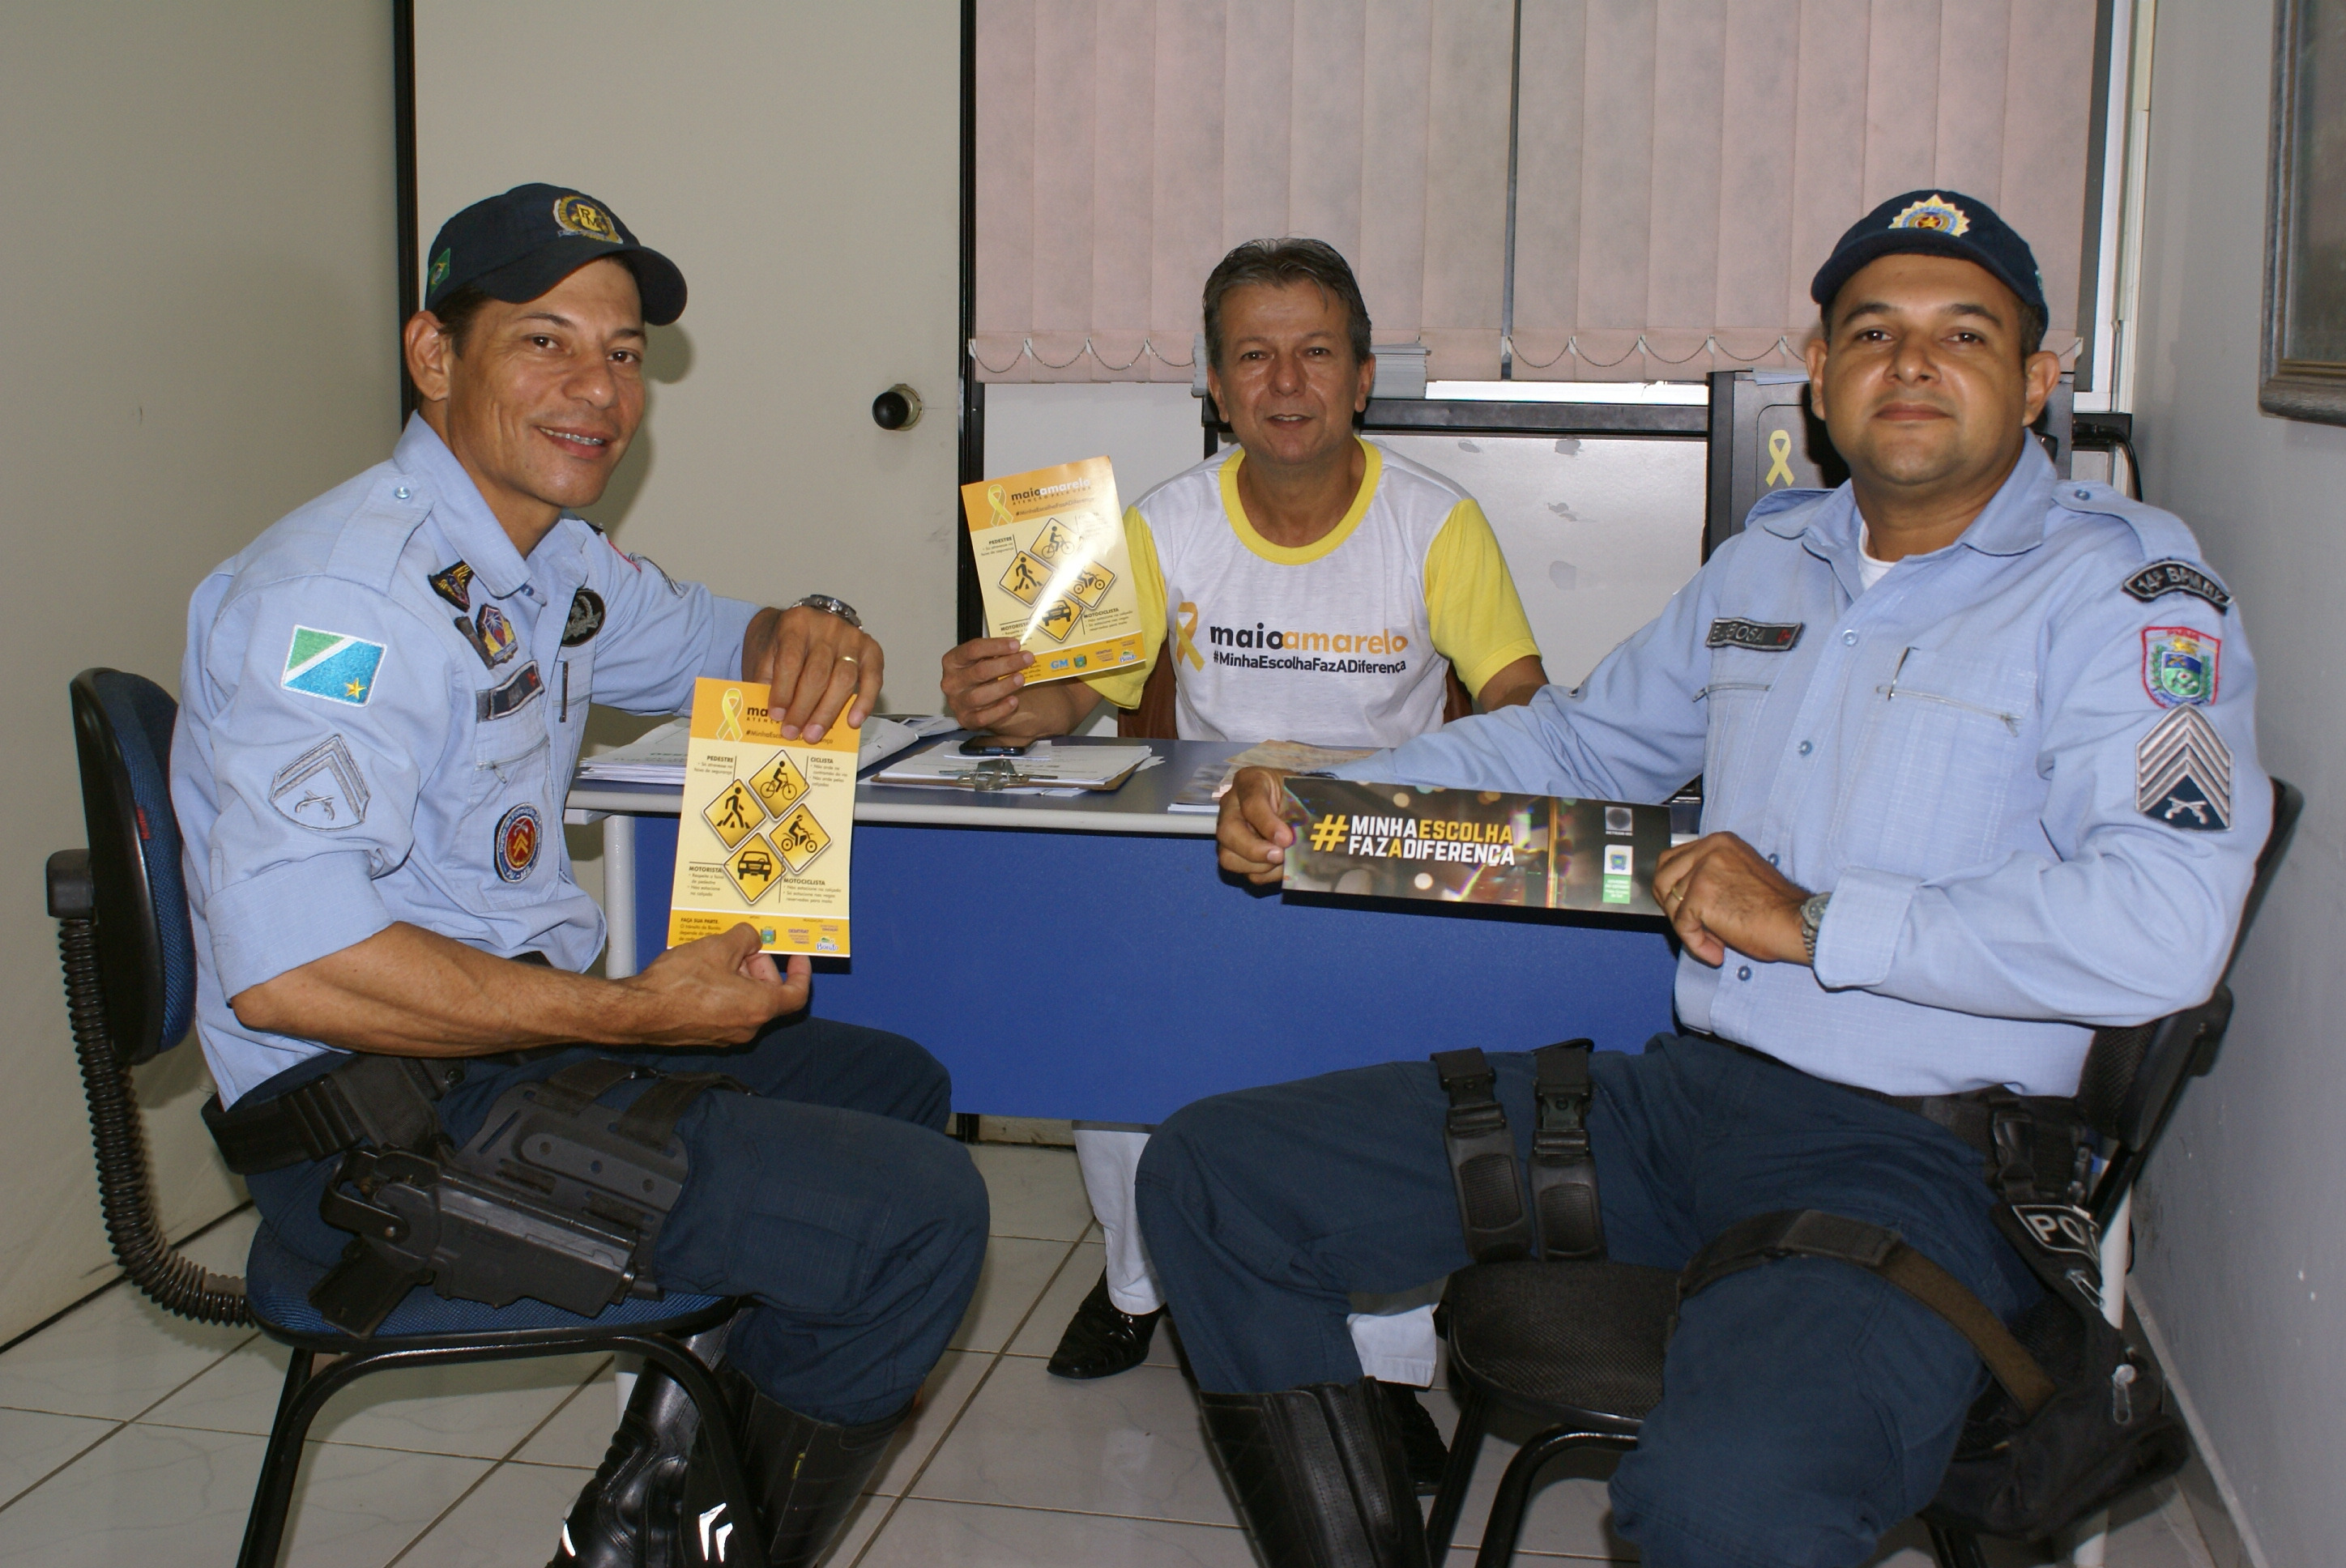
[869,739,1157,790]
[577,714,946,785]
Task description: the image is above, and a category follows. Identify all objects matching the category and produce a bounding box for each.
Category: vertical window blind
[974,0,2100,385]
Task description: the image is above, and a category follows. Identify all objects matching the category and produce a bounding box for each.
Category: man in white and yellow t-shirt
[944,278,1542,746]
[940,238,1547,1481]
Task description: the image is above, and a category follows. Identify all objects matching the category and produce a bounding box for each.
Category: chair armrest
[46,849,93,919]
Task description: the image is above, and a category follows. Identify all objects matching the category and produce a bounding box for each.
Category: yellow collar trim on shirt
[1220,439,1381,565]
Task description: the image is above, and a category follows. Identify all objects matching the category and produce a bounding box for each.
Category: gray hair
[1201,238,1374,371]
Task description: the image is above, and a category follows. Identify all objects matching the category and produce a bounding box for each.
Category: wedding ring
[839,655,859,665]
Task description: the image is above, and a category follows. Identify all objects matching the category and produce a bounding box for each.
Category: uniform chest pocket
[463,718,556,907]
[1698,649,1780,802]
[1830,647,2037,878]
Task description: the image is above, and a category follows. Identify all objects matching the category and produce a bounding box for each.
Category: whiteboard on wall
[411,2,962,715]
[1373,435,1703,689]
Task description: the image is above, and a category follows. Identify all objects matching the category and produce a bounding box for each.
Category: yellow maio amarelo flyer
[961,455,1145,684]
[667,677,855,955]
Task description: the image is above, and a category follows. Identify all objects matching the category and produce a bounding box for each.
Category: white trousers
[1072,1125,1442,1387]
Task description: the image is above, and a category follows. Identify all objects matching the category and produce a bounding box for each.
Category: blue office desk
[566,737,1679,1124]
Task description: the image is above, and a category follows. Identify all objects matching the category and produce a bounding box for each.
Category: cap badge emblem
[1889,194,1969,236]
[552,194,619,243]
[427,248,452,291]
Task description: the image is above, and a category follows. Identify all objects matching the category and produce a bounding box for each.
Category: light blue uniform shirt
[1338,444,2267,1098]
[175,417,759,1104]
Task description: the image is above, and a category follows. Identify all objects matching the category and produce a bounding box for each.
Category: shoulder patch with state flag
[282,627,385,707]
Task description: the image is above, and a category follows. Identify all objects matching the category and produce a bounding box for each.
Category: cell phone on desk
[959,734,1034,756]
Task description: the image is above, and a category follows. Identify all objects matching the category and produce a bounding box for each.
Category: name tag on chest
[1707,618,1804,652]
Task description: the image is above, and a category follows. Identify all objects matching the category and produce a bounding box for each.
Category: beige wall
[414,1,965,725]
[2123,2,2346,1562]
[0,4,398,1338]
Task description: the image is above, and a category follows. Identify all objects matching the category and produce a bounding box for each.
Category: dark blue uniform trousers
[1134,1033,2041,1568]
[247,1016,988,1427]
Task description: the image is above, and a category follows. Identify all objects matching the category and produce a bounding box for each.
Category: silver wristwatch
[1799,891,1832,964]
[789,594,862,629]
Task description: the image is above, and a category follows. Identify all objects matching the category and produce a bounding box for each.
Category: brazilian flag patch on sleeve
[282,626,386,706]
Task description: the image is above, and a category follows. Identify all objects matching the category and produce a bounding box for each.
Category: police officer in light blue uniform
[1134,192,2267,1567]
[173,185,985,1568]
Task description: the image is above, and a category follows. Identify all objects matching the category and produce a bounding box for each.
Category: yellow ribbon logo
[1175,601,1204,670]
[986,484,1014,528]
[719,686,745,741]
[1764,428,1795,488]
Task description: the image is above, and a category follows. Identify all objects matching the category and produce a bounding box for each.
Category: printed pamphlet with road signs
[667,677,856,956]
[961,456,1145,685]
[1279,778,1671,918]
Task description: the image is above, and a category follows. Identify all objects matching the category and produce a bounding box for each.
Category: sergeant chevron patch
[2137,705,2232,832]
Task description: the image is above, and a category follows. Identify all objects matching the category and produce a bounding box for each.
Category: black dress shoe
[1046,1271,1165,1379]
[1378,1381,1452,1495]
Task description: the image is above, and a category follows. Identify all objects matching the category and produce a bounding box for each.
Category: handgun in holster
[207,1051,742,1336]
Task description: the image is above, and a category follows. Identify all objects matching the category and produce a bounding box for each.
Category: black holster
[207,1050,742,1336]
[1432,1042,1605,1264]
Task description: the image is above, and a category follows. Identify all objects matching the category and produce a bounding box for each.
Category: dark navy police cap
[1809,190,2045,321]
[424,184,686,326]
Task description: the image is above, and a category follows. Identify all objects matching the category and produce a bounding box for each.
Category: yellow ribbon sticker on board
[1764,428,1795,488]
[987,483,1014,528]
[718,685,745,741]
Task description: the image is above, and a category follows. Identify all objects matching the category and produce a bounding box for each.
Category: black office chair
[46,668,767,1568]
[1426,777,2305,1568]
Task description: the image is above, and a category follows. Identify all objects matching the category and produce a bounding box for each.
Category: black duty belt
[201,952,564,1174]
[1707,1035,2091,1204]
[206,1053,456,1173]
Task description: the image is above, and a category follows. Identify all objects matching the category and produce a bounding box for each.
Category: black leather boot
[1377,1382,1451,1497]
[1046,1270,1165,1379]
[549,1326,730,1568]
[693,1361,909,1568]
[1199,1378,1433,1568]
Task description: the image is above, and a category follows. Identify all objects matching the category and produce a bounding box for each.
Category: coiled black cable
[58,917,250,1325]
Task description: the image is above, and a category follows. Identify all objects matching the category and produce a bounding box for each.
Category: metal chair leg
[1926,1521,1992,1568]
[233,1348,317,1568]
[1473,1427,1636,1568]
[1424,1387,1489,1557]
[229,1325,745,1568]
[622,1334,769,1568]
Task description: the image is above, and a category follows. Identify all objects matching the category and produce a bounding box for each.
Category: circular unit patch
[494,803,542,883]
[563,586,606,646]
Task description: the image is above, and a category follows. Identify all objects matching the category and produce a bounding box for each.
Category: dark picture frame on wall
[2263,0,2346,423]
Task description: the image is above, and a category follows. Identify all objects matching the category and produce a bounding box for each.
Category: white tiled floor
[0,1146,2221,1566]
